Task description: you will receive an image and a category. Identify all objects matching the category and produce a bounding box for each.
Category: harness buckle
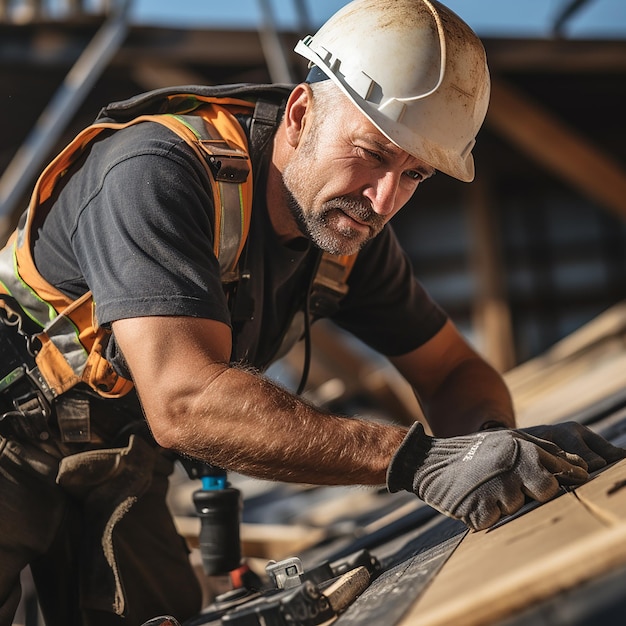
[1,381,52,440]
[309,255,353,318]
[198,140,250,183]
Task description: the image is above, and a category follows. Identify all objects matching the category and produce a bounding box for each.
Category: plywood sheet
[398,459,626,626]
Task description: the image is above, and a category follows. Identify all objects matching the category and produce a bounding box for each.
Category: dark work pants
[0,434,202,626]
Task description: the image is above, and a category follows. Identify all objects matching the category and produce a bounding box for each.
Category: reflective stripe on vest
[165,113,251,281]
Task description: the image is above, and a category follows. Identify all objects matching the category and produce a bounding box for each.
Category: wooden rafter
[487,78,626,220]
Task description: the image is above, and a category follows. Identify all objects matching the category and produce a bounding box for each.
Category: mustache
[325,197,385,229]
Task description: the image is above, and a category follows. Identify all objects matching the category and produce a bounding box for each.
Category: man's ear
[284,83,313,148]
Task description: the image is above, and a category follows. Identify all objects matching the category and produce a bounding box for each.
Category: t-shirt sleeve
[68,123,231,328]
[331,225,447,356]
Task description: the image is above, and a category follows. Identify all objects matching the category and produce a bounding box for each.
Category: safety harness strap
[0,108,253,399]
[310,253,358,318]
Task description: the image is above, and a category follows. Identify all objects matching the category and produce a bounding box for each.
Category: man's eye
[405,170,424,181]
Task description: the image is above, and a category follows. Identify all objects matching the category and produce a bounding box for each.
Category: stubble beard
[282,161,386,257]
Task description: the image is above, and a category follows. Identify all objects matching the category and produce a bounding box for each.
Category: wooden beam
[131,61,207,91]
[487,79,626,220]
[467,176,516,372]
[484,39,626,73]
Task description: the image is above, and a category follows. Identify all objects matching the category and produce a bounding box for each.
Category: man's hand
[516,422,626,472]
[387,423,589,531]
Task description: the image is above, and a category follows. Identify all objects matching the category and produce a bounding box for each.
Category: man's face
[281,91,434,256]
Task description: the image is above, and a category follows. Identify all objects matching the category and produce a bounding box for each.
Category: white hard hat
[294,0,490,182]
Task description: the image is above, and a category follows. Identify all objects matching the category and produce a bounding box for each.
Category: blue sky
[130,0,626,38]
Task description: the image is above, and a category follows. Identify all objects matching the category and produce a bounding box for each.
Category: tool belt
[0,302,55,441]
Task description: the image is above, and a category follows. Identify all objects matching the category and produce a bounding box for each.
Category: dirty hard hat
[294,0,490,182]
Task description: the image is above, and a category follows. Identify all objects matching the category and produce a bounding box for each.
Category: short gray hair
[309,80,345,118]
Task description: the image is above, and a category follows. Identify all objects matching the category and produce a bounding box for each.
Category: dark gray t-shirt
[32,120,447,377]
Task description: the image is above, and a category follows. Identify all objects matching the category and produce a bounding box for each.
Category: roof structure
[3,5,626,622]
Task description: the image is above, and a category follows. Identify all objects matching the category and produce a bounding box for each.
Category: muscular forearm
[143,362,408,486]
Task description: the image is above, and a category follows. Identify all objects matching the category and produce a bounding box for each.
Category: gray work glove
[516,422,626,472]
[387,423,589,531]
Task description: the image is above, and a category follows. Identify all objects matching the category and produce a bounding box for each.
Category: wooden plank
[503,302,626,425]
[398,459,626,626]
[575,463,626,523]
[512,351,626,426]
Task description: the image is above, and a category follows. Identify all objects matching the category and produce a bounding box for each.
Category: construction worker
[0,0,624,624]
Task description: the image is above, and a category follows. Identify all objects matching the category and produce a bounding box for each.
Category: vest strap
[310,253,358,318]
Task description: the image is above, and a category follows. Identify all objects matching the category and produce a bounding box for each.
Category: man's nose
[363,172,400,217]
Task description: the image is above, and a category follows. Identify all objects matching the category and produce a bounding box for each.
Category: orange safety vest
[0,89,356,401]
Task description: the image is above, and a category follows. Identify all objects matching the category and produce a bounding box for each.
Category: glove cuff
[386,422,432,493]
